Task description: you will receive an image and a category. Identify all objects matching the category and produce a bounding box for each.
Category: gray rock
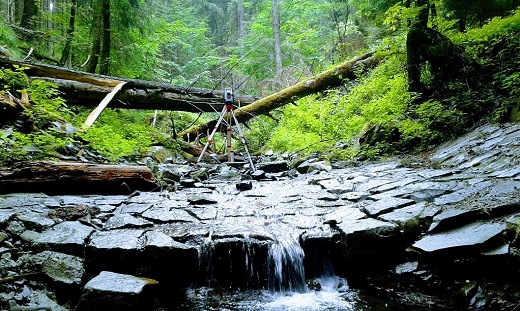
[482,243,509,256]
[395,261,419,274]
[89,229,143,251]
[316,178,354,194]
[156,164,186,183]
[0,209,15,225]
[257,161,289,173]
[76,271,158,311]
[354,178,394,193]
[378,202,440,229]
[324,207,367,224]
[15,211,55,231]
[142,207,198,223]
[433,180,492,205]
[412,221,507,254]
[409,188,449,202]
[337,218,398,238]
[295,160,317,174]
[180,178,197,188]
[143,230,194,251]
[484,180,520,198]
[7,221,26,236]
[119,203,153,214]
[33,221,95,255]
[340,192,370,202]
[18,251,84,285]
[211,166,243,181]
[492,167,520,178]
[362,197,415,217]
[458,150,500,169]
[104,214,153,230]
[371,177,422,193]
[187,195,218,205]
[428,209,482,233]
[306,162,332,173]
[236,180,253,191]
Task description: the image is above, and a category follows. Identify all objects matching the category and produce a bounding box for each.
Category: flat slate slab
[141,207,199,223]
[337,218,398,238]
[362,197,415,217]
[34,221,95,255]
[76,271,158,311]
[412,221,507,254]
[104,214,153,230]
[378,202,440,228]
[88,229,143,250]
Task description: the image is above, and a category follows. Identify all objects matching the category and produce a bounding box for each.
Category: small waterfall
[198,233,270,290]
[267,235,307,293]
[197,228,308,293]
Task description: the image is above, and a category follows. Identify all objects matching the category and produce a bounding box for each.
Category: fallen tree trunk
[0,56,256,112]
[0,161,158,194]
[179,51,382,142]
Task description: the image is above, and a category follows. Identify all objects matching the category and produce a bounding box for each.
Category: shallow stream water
[172,280,436,311]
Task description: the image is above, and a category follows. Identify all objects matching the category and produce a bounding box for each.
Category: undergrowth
[250,7,520,161]
[0,67,168,165]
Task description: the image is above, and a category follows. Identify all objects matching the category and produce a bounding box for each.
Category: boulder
[76,271,158,311]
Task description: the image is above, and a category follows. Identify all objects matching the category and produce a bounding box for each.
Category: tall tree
[86,0,102,73]
[237,0,245,48]
[99,0,110,75]
[20,0,38,29]
[271,0,282,73]
[59,0,78,66]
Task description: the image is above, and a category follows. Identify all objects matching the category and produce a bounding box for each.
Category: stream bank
[0,122,519,310]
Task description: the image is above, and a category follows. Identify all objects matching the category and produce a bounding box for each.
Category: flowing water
[267,235,306,293]
[168,232,434,311]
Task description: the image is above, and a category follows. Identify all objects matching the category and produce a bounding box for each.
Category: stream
[0,122,519,310]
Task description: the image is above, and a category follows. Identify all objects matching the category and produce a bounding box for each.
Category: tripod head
[224,87,234,104]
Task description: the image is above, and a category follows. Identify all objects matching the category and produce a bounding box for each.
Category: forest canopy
[0,0,519,164]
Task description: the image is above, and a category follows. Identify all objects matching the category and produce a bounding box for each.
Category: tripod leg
[226,122,234,162]
[197,106,227,163]
[230,110,256,171]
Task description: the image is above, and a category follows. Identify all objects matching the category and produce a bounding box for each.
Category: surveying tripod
[196,88,256,171]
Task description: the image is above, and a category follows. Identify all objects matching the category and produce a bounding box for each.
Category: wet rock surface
[0,123,519,310]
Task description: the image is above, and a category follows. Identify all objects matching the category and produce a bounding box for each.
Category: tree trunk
[179,51,382,143]
[271,0,282,74]
[86,0,102,73]
[20,0,38,29]
[99,0,110,75]
[59,0,78,66]
[406,22,461,92]
[0,56,256,112]
[237,0,245,49]
[0,161,157,195]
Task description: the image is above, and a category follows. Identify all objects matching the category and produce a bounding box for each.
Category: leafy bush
[75,109,160,162]
[266,54,414,157]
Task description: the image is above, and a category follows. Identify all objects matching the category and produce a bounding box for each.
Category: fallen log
[179,51,383,142]
[0,161,158,195]
[0,56,256,112]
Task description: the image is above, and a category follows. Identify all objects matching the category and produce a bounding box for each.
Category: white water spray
[267,235,307,293]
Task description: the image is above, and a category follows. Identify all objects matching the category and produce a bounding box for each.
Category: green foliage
[25,80,73,128]
[0,69,76,165]
[403,100,465,146]
[239,115,278,154]
[451,8,520,60]
[0,22,23,58]
[267,54,416,157]
[75,109,159,162]
[0,66,30,92]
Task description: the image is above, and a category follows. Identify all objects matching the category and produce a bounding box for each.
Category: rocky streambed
[0,122,519,310]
